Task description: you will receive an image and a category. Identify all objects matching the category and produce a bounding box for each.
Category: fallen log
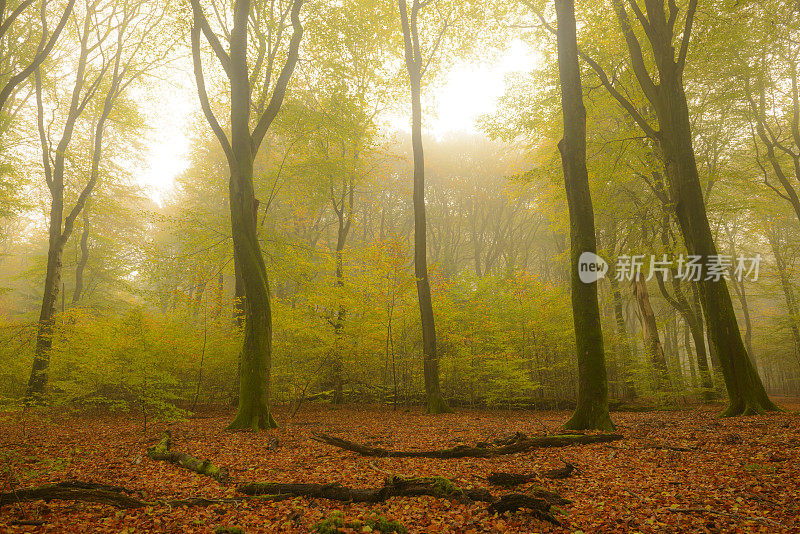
[0,481,290,509]
[147,430,229,484]
[311,432,623,458]
[239,475,493,504]
[541,462,575,479]
[488,494,560,525]
[0,481,146,509]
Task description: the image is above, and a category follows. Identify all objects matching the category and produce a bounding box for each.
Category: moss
[214,527,245,534]
[429,476,457,496]
[313,511,344,534]
[313,511,406,534]
[371,516,407,533]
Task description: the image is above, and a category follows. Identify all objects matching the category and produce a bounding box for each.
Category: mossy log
[147,430,230,484]
[0,481,147,509]
[311,432,623,458]
[239,475,492,503]
[0,481,264,509]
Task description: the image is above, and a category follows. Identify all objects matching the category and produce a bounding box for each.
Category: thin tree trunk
[398,0,450,414]
[632,276,671,392]
[72,205,90,303]
[556,0,613,431]
[767,229,800,370]
[330,170,354,405]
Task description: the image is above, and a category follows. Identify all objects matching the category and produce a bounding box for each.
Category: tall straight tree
[554,0,614,431]
[589,0,777,415]
[189,0,304,429]
[398,0,452,414]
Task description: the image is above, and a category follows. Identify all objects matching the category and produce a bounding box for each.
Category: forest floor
[0,401,799,533]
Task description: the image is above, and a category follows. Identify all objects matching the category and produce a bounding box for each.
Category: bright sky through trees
[138,39,537,203]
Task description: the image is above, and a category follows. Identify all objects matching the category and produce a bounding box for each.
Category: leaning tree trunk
[658,76,776,415]
[632,275,671,392]
[605,0,776,415]
[555,0,614,431]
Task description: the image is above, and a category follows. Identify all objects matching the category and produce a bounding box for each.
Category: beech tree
[26,0,169,400]
[554,0,614,431]
[189,0,304,429]
[398,0,453,414]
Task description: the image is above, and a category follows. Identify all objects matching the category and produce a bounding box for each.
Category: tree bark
[602,0,776,415]
[555,0,614,431]
[398,0,450,414]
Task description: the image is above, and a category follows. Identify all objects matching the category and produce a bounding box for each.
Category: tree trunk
[767,229,800,369]
[26,19,118,399]
[225,3,276,429]
[398,0,450,414]
[609,275,636,399]
[632,276,671,392]
[27,219,63,400]
[555,0,613,431]
[330,171,353,405]
[657,79,775,414]
[72,205,90,303]
[606,0,776,415]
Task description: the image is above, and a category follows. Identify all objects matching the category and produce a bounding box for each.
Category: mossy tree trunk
[554,0,614,431]
[605,0,777,416]
[190,0,304,429]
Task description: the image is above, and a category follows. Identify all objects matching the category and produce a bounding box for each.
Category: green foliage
[313,511,407,534]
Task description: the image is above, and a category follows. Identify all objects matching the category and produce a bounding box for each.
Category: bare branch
[0,0,77,112]
[251,0,304,154]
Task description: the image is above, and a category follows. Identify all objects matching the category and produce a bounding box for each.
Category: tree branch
[190,22,233,165]
[251,0,304,154]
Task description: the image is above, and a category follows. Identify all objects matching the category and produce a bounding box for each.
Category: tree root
[147,430,230,484]
[311,432,623,458]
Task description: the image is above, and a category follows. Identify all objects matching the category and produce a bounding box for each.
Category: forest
[0,0,799,532]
